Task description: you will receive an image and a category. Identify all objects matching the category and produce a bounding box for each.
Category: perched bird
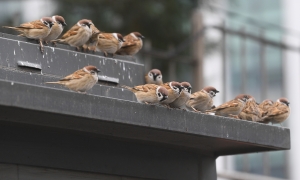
[122,84,168,104]
[145,69,163,85]
[160,81,183,105]
[53,19,93,50]
[82,24,101,52]
[258,99,274,117]
[43,15,67,43]
[116,32,145,56]
[169,82,192,109]
[3,17,54,53]
[238,95,262,121]
[46,65,100,93]
[258,98,290,125]
[96,32,125,57]
[186,86,219,112]
[207,94,249,117]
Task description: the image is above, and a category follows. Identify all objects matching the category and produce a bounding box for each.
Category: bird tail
[45,81,62,85]
[121,85,136,92]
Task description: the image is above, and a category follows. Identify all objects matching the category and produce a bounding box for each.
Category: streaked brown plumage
[44,15,67,43]
[53,19,93,50]
[258,98,290,125]
[238,96,262,121]
[160,81,183,105]
[122,84,168,104]
[116,32,144,56]
[186,86,219,112]
[169,82,192,109]
[96,32,125,56]
[207,94,249,117]
[82,24,101,52]
[3,17,54,52]
[45,65,100,93]
[258,99,274,118]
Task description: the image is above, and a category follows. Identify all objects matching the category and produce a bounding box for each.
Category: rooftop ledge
[0,80,290,156]
[0,32,290,157]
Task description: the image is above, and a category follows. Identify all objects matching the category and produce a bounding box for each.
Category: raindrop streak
[11,82,14,85]
[123,63,125,71]
[18,41,20,46]
[13,50,15,55]
[75,53,77,57]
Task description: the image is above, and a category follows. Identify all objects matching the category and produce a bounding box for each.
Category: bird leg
[104,51,108,57]
[39,39,44,53]
[229,114,240,119]
[191,106,200,112]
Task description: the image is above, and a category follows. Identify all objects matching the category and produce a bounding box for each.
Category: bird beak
[63,22,67,26]
[97,69,101,73]
[216,90,220,93]
[141,35,145,39]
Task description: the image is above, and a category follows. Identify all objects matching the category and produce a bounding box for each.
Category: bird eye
[158,93,162,97]
[157,75,161,79]
[91,71,96,74]
[149,73,152,77]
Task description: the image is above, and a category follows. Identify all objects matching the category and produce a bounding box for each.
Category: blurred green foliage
[55,0,198,52]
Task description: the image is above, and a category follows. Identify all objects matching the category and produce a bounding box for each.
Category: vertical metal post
[259,31,267,101]
[240,27,247,94]
[168,46,176,81]
[221,21,227,103]
[192,10,204,90]
[143,40,152,73]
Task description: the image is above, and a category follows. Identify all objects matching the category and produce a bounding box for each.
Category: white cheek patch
[113,33,118,40]
[130,33,138,39]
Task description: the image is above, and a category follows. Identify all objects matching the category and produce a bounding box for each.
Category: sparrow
[53,19,93,50]
[169,82,192,109]
[3,17,54,53]
[258,99,274,117]
[122,84,168,104]
[238,95,262,122]
[258,98,290,125]
[186,86,219,112]
[116,32,145,56]
[96,32,125,57]
[43,15,67,44]
[46,65,100,93]
[206,94,249,117]
[145,69,163,85]
[160,81,183,105]
[82,24,101,52]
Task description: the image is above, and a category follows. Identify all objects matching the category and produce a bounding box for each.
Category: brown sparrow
[116,32,144,56]
[46,65,100,93]
[3,17,54,53]
[258,98,290,125]
[122,84,168,104]
[53,19,93,50]
[238,95,262,121]
[82,24,101,52]
[96,33,125,57]
[169,82,192,109]
[258,99,274,117]
[207,94,249,117]
[145,69,163,85]
[43,15,67,43]
[186,86,219,112]
[160,81,183,105]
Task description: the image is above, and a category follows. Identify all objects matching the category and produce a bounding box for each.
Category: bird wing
[59,69,87,81]
[211,100,239,111]
[19,20,45,29]
[61,25,80,39]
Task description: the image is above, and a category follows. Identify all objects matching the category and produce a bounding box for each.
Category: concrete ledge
[0,80,290,156]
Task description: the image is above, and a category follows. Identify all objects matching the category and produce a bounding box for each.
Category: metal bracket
[17,61,41,70]
[98,75,119,84]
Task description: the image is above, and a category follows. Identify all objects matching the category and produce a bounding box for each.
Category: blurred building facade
[0,0,298,179]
